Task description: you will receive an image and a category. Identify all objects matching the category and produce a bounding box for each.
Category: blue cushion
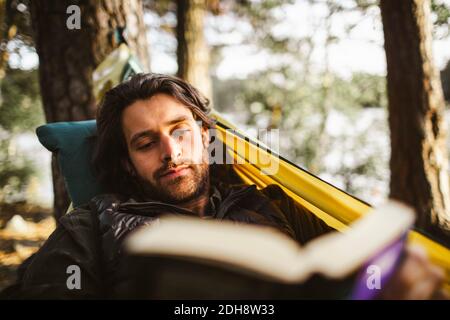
[36,120,103,207]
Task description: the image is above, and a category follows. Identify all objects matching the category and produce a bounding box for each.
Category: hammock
[92,43,450,292]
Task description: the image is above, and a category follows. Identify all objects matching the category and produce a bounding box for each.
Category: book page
[125,200,414,283]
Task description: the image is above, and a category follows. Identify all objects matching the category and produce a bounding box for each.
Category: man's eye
[137,142,155,150]
[172,128,190,139]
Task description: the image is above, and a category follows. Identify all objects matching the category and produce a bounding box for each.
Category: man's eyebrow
[163,115,190,126]
[129,116,190,146]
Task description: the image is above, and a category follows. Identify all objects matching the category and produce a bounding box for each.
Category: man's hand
[379,244,448,300]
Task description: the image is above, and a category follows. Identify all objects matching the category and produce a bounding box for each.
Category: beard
[136,162,210,204]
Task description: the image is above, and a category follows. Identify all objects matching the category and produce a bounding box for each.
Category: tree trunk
[176,0,212,100]
[380,0,450,241]
[30,0,149,220]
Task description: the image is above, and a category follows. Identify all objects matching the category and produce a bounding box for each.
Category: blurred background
[0,0,449,290]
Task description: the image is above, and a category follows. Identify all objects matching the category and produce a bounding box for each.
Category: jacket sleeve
[3,208,104,299]
[261,184,336,245]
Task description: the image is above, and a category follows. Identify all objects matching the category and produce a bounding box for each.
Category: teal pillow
[36,120,103,207]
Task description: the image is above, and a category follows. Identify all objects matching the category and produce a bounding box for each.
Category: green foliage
[331,73,387,110]
[143,0,175,16]
[0,67,41,202]
[213,69,388,199]
[215,69,386,120]
[232,0,296,27]
[0,0,40,203]
[431,0,450,38]
[0,135,35,203]
[2,0,34,45]
[0,67,43,133]
[1,0,35,69]
[208,0,395,200]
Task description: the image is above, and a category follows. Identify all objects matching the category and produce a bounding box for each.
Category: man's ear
[201,126,210,148]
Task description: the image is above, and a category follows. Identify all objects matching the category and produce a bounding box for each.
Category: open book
[123,200,415,299]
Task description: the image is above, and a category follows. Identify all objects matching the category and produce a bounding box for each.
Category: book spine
[350,233,407,300]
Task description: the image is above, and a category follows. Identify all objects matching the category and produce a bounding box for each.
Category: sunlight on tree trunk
[380,0,450,240]
[176,0,212,101]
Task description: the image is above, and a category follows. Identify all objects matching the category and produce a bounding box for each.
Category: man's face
[122,93,210,203]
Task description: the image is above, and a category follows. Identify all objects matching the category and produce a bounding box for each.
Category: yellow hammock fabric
[94,44,450,293]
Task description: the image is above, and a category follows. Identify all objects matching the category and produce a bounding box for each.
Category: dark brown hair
[93,73,214,197]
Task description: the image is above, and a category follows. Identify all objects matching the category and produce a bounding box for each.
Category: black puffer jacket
[3,183,333,299]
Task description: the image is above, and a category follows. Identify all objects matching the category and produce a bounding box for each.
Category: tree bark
[380,0,450,240]
[176,0,212,100]
[30,0,149,220]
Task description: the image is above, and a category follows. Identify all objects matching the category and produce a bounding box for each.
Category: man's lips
[159,166,190,179]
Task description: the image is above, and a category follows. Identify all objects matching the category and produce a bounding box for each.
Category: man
[3,73,446,299]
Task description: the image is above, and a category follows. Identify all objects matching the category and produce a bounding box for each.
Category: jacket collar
[115,182,256,219]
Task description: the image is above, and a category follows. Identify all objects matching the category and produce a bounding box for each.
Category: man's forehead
[122,94,195,136]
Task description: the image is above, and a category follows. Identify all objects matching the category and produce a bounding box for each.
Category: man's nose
[160,133,182,163]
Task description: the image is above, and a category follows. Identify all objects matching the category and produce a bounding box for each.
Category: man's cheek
[194,153,206,165]
[133,159,156,180]
[132,160,146,176]
[198,144,209,164]
[182,150,199,165]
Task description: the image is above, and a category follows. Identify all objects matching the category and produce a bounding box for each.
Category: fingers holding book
[378,244,448,300]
